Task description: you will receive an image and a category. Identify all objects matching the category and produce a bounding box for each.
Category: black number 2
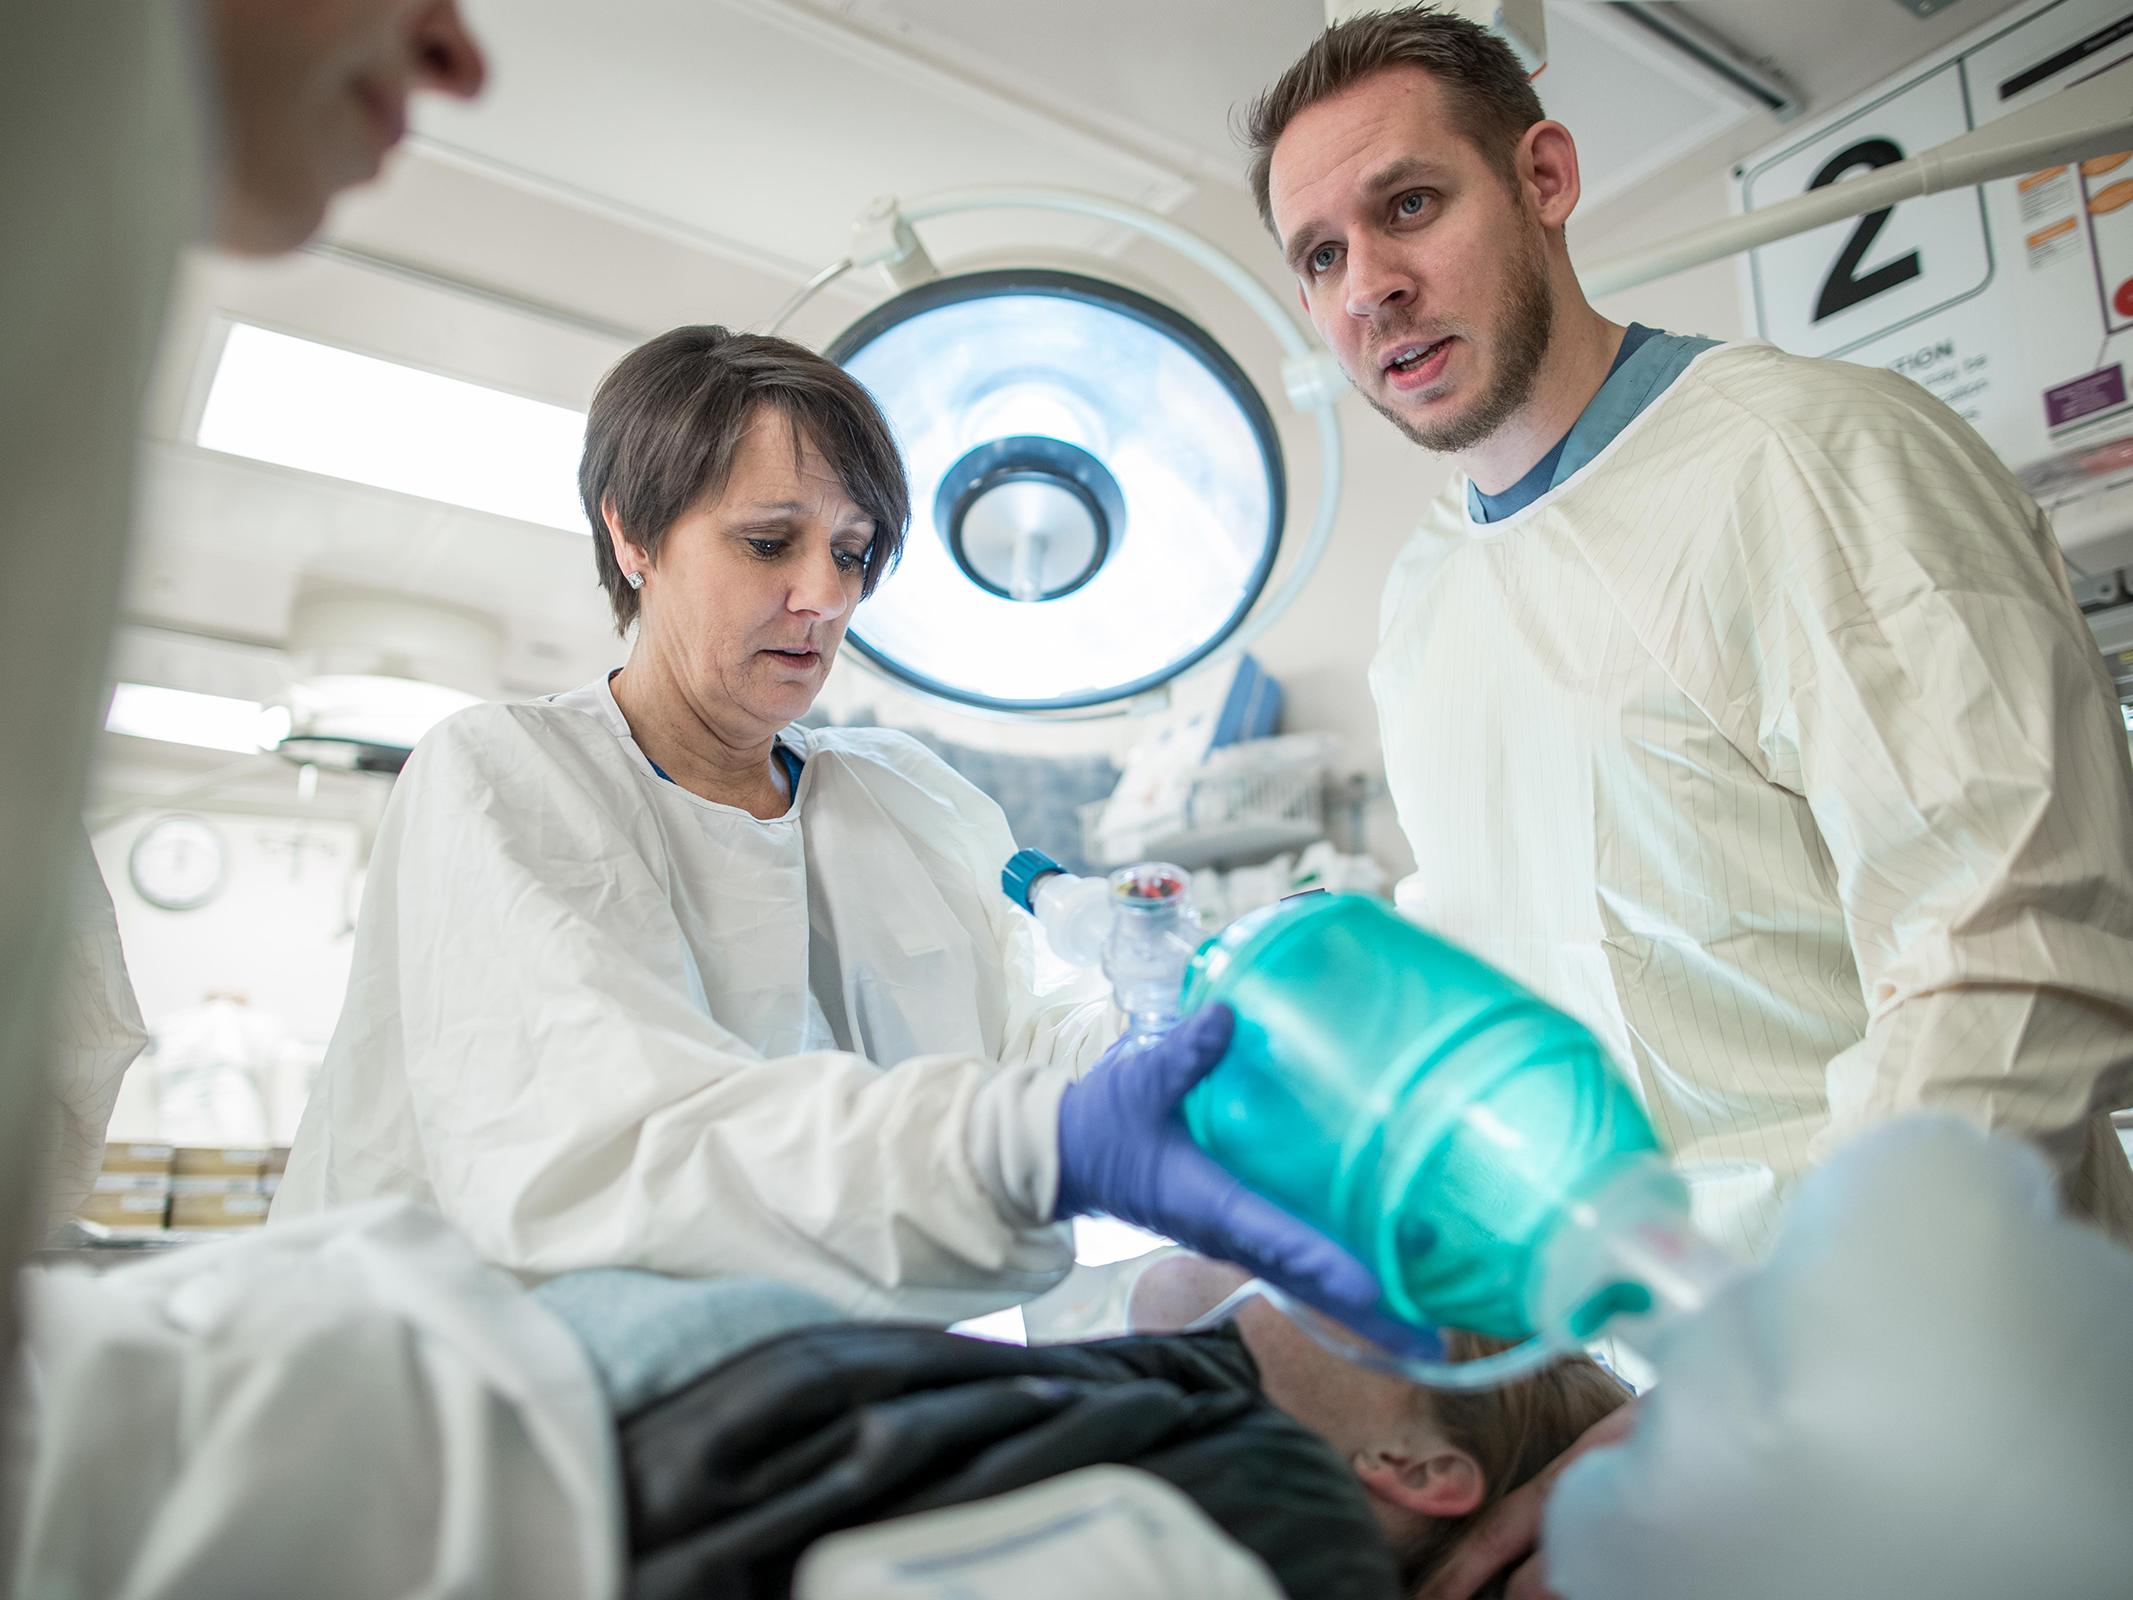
[1808,137,1920,323]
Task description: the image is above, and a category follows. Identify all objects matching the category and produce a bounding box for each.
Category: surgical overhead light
[825,270,1283,710]
[773,189,1346,717]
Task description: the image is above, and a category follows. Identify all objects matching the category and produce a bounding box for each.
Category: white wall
[91,807,361,1087]
[1582,168,1755,342]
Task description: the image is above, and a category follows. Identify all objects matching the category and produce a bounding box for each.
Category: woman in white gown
[275,326,1379,1330]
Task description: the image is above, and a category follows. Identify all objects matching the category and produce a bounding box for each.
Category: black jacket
[620,1321,1402,1600]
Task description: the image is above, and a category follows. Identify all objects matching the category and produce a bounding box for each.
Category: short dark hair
[1244,5,1545,234]
[578,325,910,633]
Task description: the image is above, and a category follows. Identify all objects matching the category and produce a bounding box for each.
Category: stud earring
[625,569,644,591]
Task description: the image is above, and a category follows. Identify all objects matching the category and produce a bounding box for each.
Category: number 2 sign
[1740,60,1993,360]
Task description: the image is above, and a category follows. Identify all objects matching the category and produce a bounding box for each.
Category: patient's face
[1131,1256,1448,1540]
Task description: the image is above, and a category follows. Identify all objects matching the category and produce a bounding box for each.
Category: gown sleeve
[891,732,1128,1274]
[37,834,149,1237]
[347,706,1089,1318]
[1730,376,2133,1224]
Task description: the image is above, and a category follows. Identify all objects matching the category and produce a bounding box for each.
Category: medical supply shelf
[69,1142,288,1245]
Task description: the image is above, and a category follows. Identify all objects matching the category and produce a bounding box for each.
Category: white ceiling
[407,0,1214,274]
[800,0,1325,178]
[1539,5,1767,210]
[1572,0,2033,234]
[398,0,2023,286]
[111,0,2036,768]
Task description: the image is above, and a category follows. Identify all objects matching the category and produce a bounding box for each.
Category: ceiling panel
[416,0,1198,274]
[404,1,2038,288]
[1686,0,2031,116]
[1552,0,2036,230]
[831,0,1325,178]
[1540,5,1765,211]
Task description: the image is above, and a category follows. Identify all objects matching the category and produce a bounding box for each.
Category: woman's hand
[1417,1400,1640,1600]
[1054,1005,1393,1332]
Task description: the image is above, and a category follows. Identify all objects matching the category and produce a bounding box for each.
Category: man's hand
[1418,1398,1639,1600]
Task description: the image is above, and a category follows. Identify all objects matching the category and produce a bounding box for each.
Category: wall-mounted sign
[1736,0,2133,508]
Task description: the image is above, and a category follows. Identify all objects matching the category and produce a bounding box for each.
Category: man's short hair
[578,325,909,634]
[1393,1330,1632,1591]
[1244,4,1546,233]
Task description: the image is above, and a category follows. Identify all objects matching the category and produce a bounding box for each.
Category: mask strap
[1184,1276,1575,1392]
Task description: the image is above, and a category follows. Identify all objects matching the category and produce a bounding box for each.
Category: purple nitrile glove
[1055,1002,1442,1361]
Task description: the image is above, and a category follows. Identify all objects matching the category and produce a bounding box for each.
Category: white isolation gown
[40,837,150,1235]
[275,677,1113,1319]
[1372,341,2133,1254]
[12,1200,620,1600]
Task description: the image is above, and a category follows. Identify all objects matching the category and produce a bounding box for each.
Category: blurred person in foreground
[0,9,631,1600]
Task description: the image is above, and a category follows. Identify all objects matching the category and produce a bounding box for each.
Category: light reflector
[828,271,1284,712]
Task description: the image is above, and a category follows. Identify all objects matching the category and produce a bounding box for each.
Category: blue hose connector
[1001,847,1065,911]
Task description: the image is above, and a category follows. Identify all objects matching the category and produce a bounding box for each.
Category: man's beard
[1366,228,1555,455]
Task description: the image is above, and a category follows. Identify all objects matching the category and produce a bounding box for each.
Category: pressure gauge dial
[128,815,226,912]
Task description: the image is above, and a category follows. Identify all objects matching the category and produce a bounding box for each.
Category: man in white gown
[1244,9,2133,1596]
[1248,8,2133,1261]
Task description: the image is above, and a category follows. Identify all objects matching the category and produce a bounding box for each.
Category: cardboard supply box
[100,1142,175,1176]
[173,1146,269,1178]
[168,1191,272,1230]
[77,1143,173,1232]
[77,1189,170,1232]
[75,1146,281,1231]
[93,1171,173,1196]
[172,1146,269,1196]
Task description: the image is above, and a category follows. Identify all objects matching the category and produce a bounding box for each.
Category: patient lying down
[541,1260,1627,1598]
[1130,1255,1630,1596]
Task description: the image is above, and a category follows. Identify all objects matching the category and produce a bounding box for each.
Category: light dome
[827,269,1285,712]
